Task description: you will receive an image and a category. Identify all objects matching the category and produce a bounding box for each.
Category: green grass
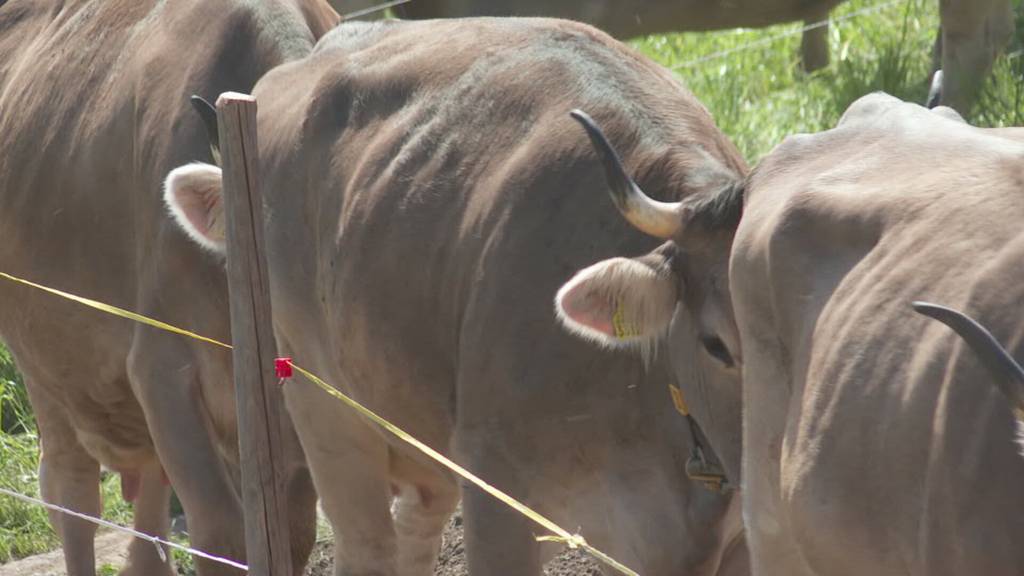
[0,346,317,571]
[632,0,1024,162]
[0,347,31,435]
[0,0,1022,569]
[0,346,54,563]
[0,347,134,563]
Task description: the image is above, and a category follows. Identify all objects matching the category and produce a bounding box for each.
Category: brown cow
[728,93,1024,575]
[554,104,746,492]
[165,17,750,576]
[556,92,1024,574]
[0,1,339,574]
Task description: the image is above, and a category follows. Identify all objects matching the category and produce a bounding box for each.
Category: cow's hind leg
[320,435,395,576]
[128,334,247,576]
[286,380,398,576]
[283,454,319,576]
[456,432,542,576]
[27,381,101,576]
[120,460,174,576]
[392,466,459,576]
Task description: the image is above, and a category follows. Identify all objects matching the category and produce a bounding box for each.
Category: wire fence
[0,0,631,570]
[0,486,248,571]
[671,0,911,69]
[342,0,410,20]
[0,268,638,576]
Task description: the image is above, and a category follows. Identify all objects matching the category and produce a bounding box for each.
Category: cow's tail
[912,301,1024,424]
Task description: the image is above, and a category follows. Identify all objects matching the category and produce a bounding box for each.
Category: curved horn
[913,301,1024,419]
[190,95,222,166]
[570,109,682,239]
[925,69,943,109]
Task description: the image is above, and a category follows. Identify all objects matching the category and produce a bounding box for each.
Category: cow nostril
[700,335,734,368]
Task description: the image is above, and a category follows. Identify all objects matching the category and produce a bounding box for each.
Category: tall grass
[975,0,1024,127]
[0,347,30,434]
[0,349,52,562]
[0,346,53,562]
[633,0,1023,161]
[0,347,133,563]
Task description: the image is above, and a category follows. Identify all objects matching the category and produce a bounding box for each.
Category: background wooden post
[216,92,292,576]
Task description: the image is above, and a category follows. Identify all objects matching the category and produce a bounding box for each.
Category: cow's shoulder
[0,0,326,118]
[747,93,1024,243]
[256,16,740,177]
[301,17,650,93]
[142,0,328,70]
[734,93,1024,347]
[961,233,1024,331]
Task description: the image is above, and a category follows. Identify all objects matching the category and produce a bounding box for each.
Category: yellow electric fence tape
[0,272,232,350]
[0,271,638,576]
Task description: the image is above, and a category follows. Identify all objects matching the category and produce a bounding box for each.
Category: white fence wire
[0,486,249,572]
[343,0,410,20]
[672,0,912,69]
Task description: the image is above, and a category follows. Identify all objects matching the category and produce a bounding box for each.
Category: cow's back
[0,0,327,280]
[732,94,1024,575]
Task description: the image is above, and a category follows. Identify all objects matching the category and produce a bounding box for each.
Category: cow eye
[700,335,734,368]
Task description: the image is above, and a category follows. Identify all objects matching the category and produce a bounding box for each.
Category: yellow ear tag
[668,384,690,416]
[611,300,640,339]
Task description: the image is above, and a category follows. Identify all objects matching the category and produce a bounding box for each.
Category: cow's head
[555,110,744,483]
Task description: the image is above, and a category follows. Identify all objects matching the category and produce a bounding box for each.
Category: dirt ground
[0,510,603,576]
[304,510,603,576]
[0,531,133,576]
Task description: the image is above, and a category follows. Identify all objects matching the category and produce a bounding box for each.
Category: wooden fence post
[216,92,292,576]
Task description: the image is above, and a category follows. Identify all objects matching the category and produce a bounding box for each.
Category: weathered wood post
[216,92,292,576]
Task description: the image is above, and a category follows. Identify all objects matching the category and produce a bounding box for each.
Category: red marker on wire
[275,357,293,383]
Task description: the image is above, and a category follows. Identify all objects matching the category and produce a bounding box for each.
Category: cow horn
[570,109,682,239]
[925,69,943,109]
[912,301,1024,418]
[190,95,222,166]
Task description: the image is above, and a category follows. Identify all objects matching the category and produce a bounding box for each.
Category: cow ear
[164,163,226,254]
[555,256,677,348]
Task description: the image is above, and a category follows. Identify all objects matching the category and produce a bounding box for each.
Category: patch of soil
[0,530,131,576]
[304,510,603,576]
